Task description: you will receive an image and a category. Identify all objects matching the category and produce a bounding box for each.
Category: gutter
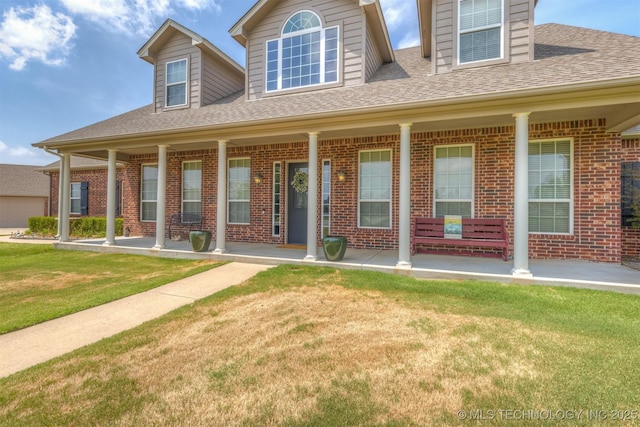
[32,75,640,150]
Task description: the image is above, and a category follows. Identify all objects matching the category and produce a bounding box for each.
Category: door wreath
[291,170,309,193]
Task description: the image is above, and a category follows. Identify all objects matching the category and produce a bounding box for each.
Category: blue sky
[0,0,638,166]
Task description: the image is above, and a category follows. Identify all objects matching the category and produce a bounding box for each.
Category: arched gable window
[266,11,339,92]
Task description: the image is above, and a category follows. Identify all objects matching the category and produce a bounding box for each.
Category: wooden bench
[168,213,203,240]
[413,218,509,261]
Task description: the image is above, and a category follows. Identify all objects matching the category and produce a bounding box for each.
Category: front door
[288,162,308,244]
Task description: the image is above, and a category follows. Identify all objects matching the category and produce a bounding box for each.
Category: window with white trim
[70,182,81,214]
[359,150,391,228]
[434,145,474,217]
[166,59,188,107]
[141,164,158,221]
[182,161,202,215]
[322,160,331,237]
[266,11,339,92]
[228,158,250,224]
[273,162,281,236]
[528,140,572,234]
[458,0,503,64]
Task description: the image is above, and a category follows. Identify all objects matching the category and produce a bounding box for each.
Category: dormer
[138,19,245,112]
[418,0,537,74]
[230,0,394,100]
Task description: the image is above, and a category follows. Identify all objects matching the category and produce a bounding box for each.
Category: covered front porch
[54,237,640,295]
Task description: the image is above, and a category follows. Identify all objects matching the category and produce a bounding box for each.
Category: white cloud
[379,0,414,31]
[397,34,420,49]
[379,0,419,50]
[0,5,76,71]
[60,0,222,37]
[0,140,38,162]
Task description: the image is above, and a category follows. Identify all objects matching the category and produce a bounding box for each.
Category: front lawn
[1,265,638,426]
[0,243,219,334]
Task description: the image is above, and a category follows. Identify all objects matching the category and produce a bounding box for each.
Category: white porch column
[397,123,413,269]
[56,156,64,238]
[153,144,168,250]
[512,112,532,277]
[59,154,71,242]
[103,149,117,246]
[214,140,228,254]
[305,132,319,261]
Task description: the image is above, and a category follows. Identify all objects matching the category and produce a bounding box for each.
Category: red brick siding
[49,168,125,217]
[120,119,627,262]
[622,138,640,257]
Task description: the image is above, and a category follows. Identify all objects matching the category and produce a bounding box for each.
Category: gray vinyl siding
[202,52,245,105]
[433,0,454,74]
[246,0,364,100]
[508,0,534,63]
[155,32,201,110]
[364,26,382,81]
[432,0,534,74]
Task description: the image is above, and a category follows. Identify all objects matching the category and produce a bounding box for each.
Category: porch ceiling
[58,99,639,162]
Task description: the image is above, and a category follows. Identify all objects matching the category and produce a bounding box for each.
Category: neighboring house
[0,164,49,228]
[37,157,125,218]
[34,0,640,275]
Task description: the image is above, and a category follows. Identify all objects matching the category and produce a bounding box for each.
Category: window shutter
[80,182,89,216]
[115,180,120,216]
[622,162,640,226]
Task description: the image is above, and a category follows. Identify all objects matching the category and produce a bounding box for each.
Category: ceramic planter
[322,235,347,261]
[189,230,212,252]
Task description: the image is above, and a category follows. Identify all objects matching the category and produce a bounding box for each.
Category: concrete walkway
[0,262,270,378]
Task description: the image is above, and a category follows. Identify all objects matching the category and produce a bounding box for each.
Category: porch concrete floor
[54,236,640,295]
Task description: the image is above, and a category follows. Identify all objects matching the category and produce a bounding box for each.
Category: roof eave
[32,76,640,152]
[361,0,395,62]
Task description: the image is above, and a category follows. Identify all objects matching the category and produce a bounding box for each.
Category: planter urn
[189,230,212,252]
[322,236,347,261]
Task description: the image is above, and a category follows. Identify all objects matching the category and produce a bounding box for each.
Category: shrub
[69,217,124,237]
[27,217,123,238]
[28,217,58,236]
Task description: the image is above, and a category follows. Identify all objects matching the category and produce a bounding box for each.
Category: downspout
[43,147,63,238]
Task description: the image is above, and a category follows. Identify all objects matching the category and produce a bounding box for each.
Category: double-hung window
[458,0,503,64]
[182,161,202,215]
[228,158,251,224]
[166,59,187,107]
[528,140,573,234]
[266,11,339,92]
[359,150,391,228]
[141,164,158,221]
[434,145,474,217]
[70,182,81,215]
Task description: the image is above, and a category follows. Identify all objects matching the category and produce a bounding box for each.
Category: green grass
[0,243,219,334]
[1,265,639,426]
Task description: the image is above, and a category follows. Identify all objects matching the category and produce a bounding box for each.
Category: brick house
[34,0,639,276]
[38,157,125,218]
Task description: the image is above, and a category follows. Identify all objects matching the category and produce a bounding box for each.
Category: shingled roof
[35,24,640,147]
[0,164,49,197]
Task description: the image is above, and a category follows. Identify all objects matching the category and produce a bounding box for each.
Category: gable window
[166,59,188,107]
[228,158,250,224]
[434,145,474,217]
[266,11,339,92]
[182,161,202,215]
[359,150,391,228]
[141,164,158,221]
[458,0,503,64]
[528,140,573,234]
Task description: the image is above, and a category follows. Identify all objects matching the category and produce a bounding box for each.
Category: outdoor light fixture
[337,170,346,182]
[253,173,264,184]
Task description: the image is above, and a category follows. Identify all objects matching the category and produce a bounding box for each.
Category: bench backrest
[171,213,202,224]
[415,218,506,240]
